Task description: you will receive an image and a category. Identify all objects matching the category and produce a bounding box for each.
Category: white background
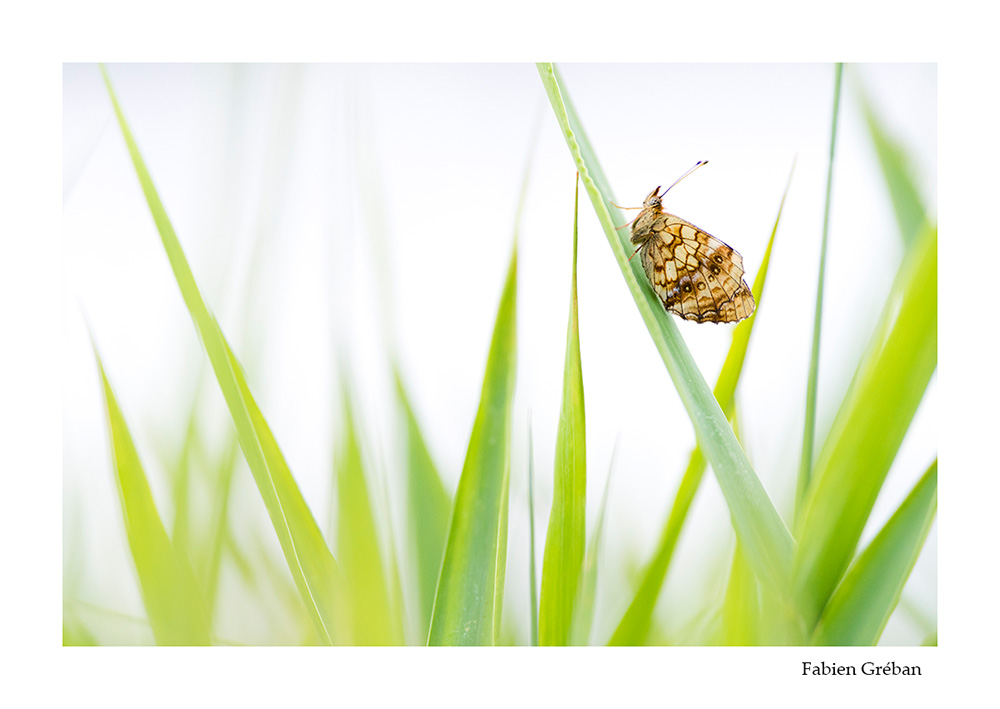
[62,62,936,645]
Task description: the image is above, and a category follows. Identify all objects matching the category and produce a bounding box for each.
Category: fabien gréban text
[801,661,922,676]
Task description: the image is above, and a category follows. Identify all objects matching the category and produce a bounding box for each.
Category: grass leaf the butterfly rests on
[537,63,796,611]
[609,163,794,645]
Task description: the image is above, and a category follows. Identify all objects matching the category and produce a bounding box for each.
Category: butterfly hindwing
[639,212,755,324]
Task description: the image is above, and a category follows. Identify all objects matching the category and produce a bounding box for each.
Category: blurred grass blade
[335,388,400,645]
[537,63,795,602]
[169,397,197,562]
[609,164,793,645]
[539,175,587,646]
[811,459,937,646]
[394,368,452,643]
[94,350,212,645]
[428,245,518,645]
[793,224,937,630]
[796,63,843,525]
[714,160,793,419]
[101,66,342,645]
[528,413,539,646]
[63,612,99,647]
[722,541,759,646]
[859,83,930,248]
[202,434,239,618]
[570,436,618,646]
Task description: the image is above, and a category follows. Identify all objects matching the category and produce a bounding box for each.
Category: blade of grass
[795,63,844,526]
[811,459,936,646]
[394,367,452,643]
[101,66,343,645]
[722,541,759,646]
[793,223,937,630]
[608,162,794,645]
[63,612,100,647]
[201,432,239,618]
[335,387,400,645]
[427,245,518,645]
[528,412,539,646]
[169,398,197,562]
[539,174,587,646]
[859,82,930,248]
[94,349,212,645]
[537,63,795,603]
[570,435,618,646]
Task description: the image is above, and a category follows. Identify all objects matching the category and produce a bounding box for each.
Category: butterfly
[620,161,755,324]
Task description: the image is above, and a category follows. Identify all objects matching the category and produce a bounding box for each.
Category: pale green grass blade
[493,462,512,645]
[811,459,936,646]
[335,389,401,645]
[539,175,587,646]
[394,368,452,643]
[722,541,759,646]
[608,165,793,645]
[570,436,618,646]
[714,161,794,418]
[384,508,409,645]
[101,66,342,645]
[608,446,703,646]
[63,613,99,647]
[796,63,844,525]
[94,350,212,645]
[859,83,930,248]
[793,224,937,630]
[225,339,345,642]
[201,434,239,618]
[537,63,795,603]
[527,413,539,646]
[427,246,518,645]
[170,401,197,561]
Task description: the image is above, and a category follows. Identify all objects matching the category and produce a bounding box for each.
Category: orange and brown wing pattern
[638,213,755,324]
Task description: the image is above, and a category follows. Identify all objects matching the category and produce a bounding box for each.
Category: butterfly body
[630,186,755,324]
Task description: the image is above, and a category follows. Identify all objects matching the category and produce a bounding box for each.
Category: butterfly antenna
[661,160,709,196]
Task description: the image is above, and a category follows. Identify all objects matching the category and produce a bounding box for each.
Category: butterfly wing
[640,214,755,324]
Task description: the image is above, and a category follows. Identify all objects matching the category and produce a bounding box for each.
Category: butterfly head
[643,186,664,211]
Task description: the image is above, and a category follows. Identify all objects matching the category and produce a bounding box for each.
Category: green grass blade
[394,368,452,643]
[201,433,239,619]
[493,462,512,645]
[101,66,342,645]
[527,413,539,646]
[859,83,930,248]
[169,399,197,562]
[608,164,794,645]
[793,224,937,630]
[63,613,100,647]
[796,63,844,526]
[94,350,212,645]
[714,160,794,418]
[427,245,518,645]
[811,459,937,646]
[335,389,400,645]
[570,436,618,646]
[537,63,795,603]
[722,541,760,646]
[539,175,587,646]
